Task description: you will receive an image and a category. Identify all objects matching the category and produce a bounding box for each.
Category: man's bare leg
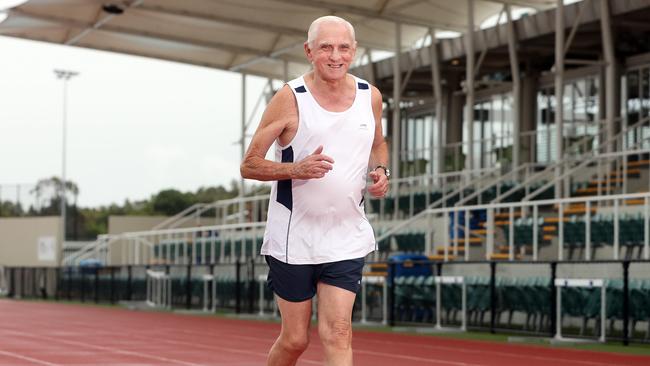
[317,282,357,366]
[267,296,312,366]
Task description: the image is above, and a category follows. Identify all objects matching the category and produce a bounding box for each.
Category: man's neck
[307,72,350,94]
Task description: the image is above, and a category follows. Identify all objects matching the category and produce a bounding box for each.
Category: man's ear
[304,42,312,62]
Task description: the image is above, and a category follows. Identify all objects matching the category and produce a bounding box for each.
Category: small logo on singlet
[359,123,368,130]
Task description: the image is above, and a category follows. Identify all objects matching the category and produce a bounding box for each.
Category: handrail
[151,203,207,230]
[494,115,650,204]
[374,168,500,243]
[520,116,650,202]
[522,146,650,202]
[454,162,538,207]
[428,191,650,216]
[152,194,270,230]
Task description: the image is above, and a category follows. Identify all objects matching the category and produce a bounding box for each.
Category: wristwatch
[374,165,391,179]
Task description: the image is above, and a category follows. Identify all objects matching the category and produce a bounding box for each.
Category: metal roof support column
[600,0,615,154]
[506,5,521,173]
[429,28,444,178]
[465,0,475,174]
[283,60,289,82]
[239,73,247,223]
[554,0,565,199]
[392,22,402,180]
[367,50,376,86]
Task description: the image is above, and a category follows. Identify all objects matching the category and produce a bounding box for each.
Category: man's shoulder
[264,85,298,119]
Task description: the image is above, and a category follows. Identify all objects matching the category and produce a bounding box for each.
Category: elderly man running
[240,15,389,366]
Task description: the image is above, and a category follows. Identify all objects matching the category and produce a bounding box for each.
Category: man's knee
[280,333,310,354]
[319,318,352,350]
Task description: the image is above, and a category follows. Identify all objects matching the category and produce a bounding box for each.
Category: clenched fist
[367,169,389,198]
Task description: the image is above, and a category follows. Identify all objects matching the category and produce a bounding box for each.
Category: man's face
[305,22,356,81]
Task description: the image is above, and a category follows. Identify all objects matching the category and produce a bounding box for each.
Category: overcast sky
[0,35,271,208]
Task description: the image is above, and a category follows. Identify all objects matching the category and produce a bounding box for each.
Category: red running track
[1,299,649,366]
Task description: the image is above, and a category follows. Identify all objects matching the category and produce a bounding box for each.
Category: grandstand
[2,0,650,349]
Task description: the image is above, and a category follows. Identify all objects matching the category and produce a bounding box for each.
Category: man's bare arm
[367,86,389,197]
[240,85,334,181]
[369,86,388,170]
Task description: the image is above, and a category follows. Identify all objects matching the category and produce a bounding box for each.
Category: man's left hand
[367,170,389,198]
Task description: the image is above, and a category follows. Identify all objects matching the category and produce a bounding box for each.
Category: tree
[30,177,79,215]
[149,189,195,216]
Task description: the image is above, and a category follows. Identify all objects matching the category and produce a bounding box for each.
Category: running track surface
[1,300,649,366]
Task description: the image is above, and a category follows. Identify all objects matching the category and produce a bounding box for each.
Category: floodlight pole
[54,69,79,255]
[240,73,246,223]
[465,0,475,175]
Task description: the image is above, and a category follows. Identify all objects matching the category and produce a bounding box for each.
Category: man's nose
[329,48,341,60]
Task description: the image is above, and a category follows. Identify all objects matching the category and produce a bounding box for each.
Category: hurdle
[554,278,606,343]
[360,275,387,325]
[146,269,171,309]
[435,276,466,332]
[201,274,217,312]
[257,274,277,317]
[0,266,6,296]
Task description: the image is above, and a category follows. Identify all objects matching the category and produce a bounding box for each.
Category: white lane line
[354,337,633,366]
[117,329,323,366]
[356,349,484,365]
[0,329,204,366]
[0,350,63,366]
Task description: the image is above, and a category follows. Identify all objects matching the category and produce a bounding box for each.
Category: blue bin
[387,254,432,281]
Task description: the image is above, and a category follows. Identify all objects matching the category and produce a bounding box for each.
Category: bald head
[307,16,356,48]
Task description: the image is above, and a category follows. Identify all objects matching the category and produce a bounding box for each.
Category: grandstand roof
[0,0,559,79]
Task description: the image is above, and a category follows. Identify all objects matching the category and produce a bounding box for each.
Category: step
[495,211,523,219]
[363,271,387,277]
[370,263,388,271]
[625,198,646,205]
[471,229,489,235]
[436,246,466,254]
[553,203,597,211]
[606,169,641,177]
[574,187,616,195]
[589,178,625,185]
[544,217,570,224]
[627,159,650,168]
[449,237,483,245]
[489,253,521,260]
[497,245,531,253]
[543,234,554,241]
[561,207,598,215]
[428,254,458,261]
[543,225,557,232]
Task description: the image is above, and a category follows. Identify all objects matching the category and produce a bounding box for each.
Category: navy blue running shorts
[265,255,365,302]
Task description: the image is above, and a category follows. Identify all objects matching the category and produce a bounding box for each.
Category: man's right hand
[291,145,334,179]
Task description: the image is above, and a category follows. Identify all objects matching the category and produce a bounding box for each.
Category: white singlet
[260,74,377,264]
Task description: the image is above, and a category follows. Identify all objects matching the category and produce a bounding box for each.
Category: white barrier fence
[146,269,171,309]
[555,278,606,343]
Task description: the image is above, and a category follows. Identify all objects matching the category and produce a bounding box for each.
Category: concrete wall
[108,215,168,235]
[0,216,61,267]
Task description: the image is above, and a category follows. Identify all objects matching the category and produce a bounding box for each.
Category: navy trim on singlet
[277,147,294,210]
[278,146,294,263]
[357,82,369,90]
[294,85,307,93]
